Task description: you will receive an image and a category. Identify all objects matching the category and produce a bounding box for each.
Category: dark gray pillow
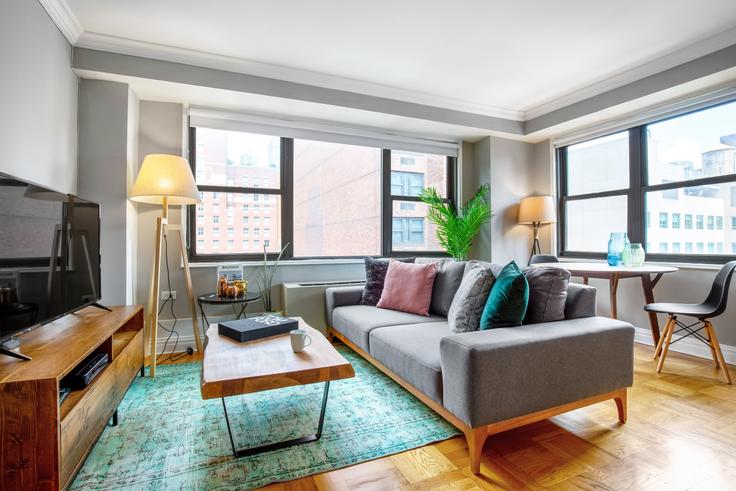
[360,257,415,306]
[448,265,495,333]
[523,267,570,324]
[429,260,467,316]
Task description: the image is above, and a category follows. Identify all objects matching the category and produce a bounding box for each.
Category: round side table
[197,292,262,333]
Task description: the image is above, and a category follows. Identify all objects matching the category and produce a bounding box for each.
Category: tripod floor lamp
[518,195,557,265]
[130,154,203,377]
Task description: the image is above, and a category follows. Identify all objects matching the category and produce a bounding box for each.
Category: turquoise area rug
[71,346,459,490]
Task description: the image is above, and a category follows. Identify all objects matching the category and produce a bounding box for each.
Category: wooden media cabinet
[0,305,144,490]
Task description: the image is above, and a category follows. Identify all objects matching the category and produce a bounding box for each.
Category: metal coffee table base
[221,381,331,458]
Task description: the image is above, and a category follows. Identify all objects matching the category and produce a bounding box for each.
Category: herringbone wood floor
[164,343,736,490]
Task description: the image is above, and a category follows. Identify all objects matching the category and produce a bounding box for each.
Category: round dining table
[532,262,678,344]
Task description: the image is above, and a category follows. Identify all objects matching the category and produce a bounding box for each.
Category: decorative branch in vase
[255,243,289,313]
[418,184,491,261]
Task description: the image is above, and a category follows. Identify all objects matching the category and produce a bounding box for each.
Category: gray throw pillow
[448,265,495,333]
[523,267,570,324]
[429,260,467,316]
[360,257,415,306]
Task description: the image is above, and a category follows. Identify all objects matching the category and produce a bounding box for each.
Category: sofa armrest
[325,286,364,327]
[565,283,597,319]
[440,317,634,428]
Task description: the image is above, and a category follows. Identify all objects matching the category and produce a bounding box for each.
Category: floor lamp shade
[518,196,556,224]
[130,154,200,205]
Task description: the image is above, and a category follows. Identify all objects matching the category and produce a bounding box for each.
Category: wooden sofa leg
[465,428,487,475]
[614,389,627,423]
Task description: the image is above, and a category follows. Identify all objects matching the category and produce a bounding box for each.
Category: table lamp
[518,195,556,265]
[130,154,202,377]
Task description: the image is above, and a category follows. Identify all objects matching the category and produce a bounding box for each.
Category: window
[190,127,283,258]
[196,227,204,236]
[558,99,736,261]
[189,126,456,260]
[672,213,681,229]
[391,171,425,196]
[393,218,424,244]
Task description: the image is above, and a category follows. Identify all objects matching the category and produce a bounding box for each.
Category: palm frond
[419,184,491,260]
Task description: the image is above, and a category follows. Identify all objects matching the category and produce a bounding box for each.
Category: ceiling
[56,0,736,122]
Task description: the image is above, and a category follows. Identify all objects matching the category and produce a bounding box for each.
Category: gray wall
[77,79,138,304]
[0,0,78,194]
[462,137,552,265]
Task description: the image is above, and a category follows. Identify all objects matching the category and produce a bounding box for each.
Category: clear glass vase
[607,232,629,266]
[623,243,645,267]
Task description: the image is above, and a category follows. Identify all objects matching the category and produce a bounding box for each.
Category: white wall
[0,0,78,194]
[77,79,139,305]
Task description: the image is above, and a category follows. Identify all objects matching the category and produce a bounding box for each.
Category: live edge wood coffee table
[200,317,354,458]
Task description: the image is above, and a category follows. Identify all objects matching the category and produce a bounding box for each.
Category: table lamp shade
[130,154,200,205]
[518,196,556,224]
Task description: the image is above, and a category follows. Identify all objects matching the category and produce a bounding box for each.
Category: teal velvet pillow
[480,261,529,329]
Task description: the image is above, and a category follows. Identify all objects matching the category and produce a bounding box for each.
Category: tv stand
[0,343,31,361]
[89,302,112,312]
[0,305,143,490]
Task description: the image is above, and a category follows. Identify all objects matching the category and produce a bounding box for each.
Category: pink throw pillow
[377,260,439,316]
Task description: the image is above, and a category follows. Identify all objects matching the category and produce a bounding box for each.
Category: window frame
[187,126,456,262]
[557,99,736,264]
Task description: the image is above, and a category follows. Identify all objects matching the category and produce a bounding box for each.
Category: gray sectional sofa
[325,261,635,474]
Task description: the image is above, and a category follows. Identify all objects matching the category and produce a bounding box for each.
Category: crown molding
[522,26,736,120]
[38,0,82,45]
[75,31,525,121]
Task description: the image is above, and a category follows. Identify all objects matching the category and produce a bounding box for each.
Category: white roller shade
[188,108,459,157]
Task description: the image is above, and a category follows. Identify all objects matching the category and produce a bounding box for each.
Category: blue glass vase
[607,232,629,266]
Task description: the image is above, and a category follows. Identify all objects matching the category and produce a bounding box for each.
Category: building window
[659,242,668,253]
[558,98,736,261]
[672,242,681,253]
[213,215,219,224]
[393,218,425,244]
[189,126,456,260]
[196,227,204,236]
[391,171,425,196]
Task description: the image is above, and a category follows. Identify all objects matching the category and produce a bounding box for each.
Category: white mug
[290,329,312,352]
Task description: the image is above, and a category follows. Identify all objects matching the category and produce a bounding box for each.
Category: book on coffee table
[218,314,298,342]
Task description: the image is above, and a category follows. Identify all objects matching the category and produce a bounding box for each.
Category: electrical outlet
[160,290,177,300]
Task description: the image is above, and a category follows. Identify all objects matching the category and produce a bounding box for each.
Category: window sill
[558,257,723,271]
[187,258,366,268]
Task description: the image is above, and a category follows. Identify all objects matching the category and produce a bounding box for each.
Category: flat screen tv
[0,174,102,360]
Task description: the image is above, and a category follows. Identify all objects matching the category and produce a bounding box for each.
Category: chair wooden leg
[703,321,720,369]
[657,316,676,373]
[613,389,627,423]
[705,321,732,384]
[465,428,488,475]
[653,315,673,359]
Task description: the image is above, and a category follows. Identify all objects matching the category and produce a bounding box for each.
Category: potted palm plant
[418,184,491,260]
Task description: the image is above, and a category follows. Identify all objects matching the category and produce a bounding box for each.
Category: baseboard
[634,326,736,365]
[154,315,233,355]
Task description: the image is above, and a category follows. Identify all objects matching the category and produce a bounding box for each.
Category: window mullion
[381,149,392,256]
